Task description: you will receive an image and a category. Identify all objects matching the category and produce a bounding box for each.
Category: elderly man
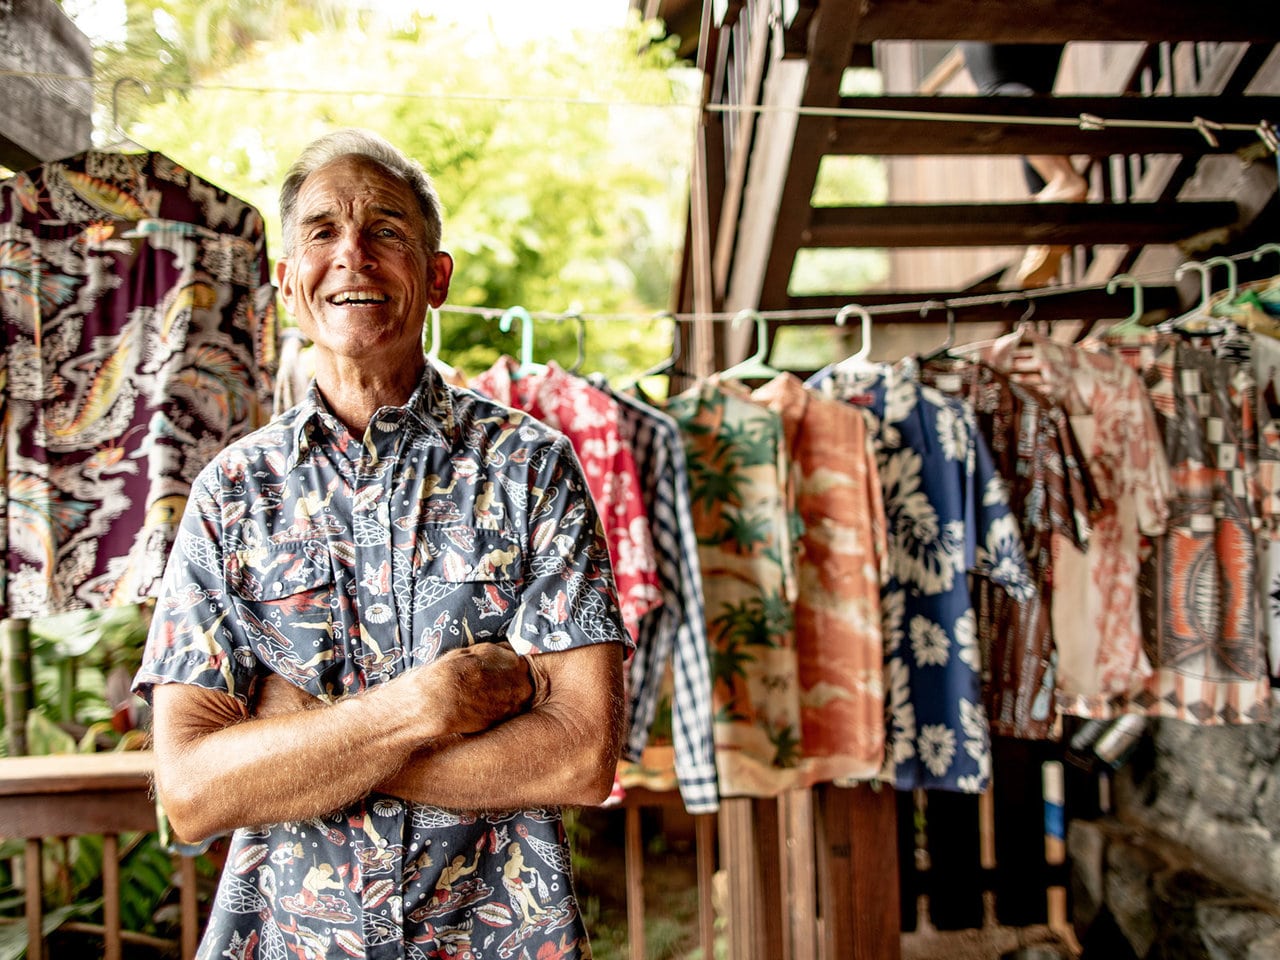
[133,128,629,960]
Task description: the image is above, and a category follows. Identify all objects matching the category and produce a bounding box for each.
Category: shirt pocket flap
[433,527,523,583]
[227,543,332,601]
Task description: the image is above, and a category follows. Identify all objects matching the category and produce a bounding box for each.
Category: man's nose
[334,229,375,271]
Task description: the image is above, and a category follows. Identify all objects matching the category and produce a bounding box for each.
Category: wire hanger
[101,77,152,152]
[562,306,588,375]
[833,303,875,371]
[499,305,544,379]
[629,312,689,383]
[720,309,781,380]
[918,300,958,363]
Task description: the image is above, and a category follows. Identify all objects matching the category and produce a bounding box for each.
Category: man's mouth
[328,291,390,305]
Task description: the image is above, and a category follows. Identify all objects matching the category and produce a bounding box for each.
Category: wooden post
[625,805,645,960]
[179,855,199,960]
[4,619,33,757]
[102,833,121,960]
[25,837,43,960]
[780,787,818,960]
[816,784,901,960]
[695,813,716,960]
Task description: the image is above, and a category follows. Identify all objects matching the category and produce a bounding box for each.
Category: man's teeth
[331,292,388,304]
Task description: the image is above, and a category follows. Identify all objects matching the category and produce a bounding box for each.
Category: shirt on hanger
[810,363,1034,793]
[470,359,662,641]
[752,373,889,785]
[982,333,1171,719]
[667,378,803,797]
[596,378,718,814]
[1096,330,1270,724]
[918,357,1099,740]
[0,149,277,619]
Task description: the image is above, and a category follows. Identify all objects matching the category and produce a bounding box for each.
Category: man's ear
[275,258,294,308]
[427,251,454,308]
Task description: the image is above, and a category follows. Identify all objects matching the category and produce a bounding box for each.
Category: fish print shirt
[810,363,1034,793]
[133,365,630,960]
[0,150,277,619]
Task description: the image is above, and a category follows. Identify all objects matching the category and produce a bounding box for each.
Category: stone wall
[1068,717,1280,958]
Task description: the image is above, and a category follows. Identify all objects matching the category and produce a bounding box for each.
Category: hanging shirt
[1253,334,1280,684]
[981,333,1171,719]
[918,357,1099,739]
[1096,330,1270,724]
[133,365,630,960]
[810,363,1034,793]
[0,149,277,619]
[470,359,662,641]
[594,378,718,814]
[752,373,889,785]
[666,378,803,797]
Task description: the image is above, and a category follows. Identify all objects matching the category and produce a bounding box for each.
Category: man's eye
[309,228,334,241]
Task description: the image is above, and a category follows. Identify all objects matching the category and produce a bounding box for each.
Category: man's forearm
[379,645,625,810]
[152,681,432,842]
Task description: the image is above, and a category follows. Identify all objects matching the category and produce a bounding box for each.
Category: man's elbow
[565,699,625,806]
[155,769,222,845]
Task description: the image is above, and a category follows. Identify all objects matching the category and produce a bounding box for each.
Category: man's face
[276,155,452,369]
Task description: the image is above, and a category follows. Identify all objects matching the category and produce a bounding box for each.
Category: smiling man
[133,129,629,960]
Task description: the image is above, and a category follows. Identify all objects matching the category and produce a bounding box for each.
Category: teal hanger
[499,305,543,378]
[720,309,781,381]
[1104,274,1146,334]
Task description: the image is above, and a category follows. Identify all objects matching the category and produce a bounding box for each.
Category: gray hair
[279,128,443,255]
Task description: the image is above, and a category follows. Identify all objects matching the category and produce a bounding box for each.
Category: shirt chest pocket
[225,542,341,689]
[417,527,525,646]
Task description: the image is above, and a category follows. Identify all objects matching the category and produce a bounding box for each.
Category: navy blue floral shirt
[134,364,629,960]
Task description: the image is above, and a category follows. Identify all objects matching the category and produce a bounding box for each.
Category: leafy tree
[89,7,696,381]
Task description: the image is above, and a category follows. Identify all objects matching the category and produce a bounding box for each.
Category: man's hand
[414,642,537,737]
[249,641,542,738]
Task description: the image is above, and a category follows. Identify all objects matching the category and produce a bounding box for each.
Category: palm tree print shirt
[134,365,629,960]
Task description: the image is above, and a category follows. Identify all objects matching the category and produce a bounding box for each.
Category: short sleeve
[509,435,632,657]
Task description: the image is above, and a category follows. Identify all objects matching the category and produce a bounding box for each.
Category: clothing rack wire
[3,68,1277,149]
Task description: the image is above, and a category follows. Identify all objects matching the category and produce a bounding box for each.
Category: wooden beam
[851,0,1280,43]
[802,200,1237,247]
[726,0,865,313]
[824,96,1280,156]
[0,0,93,169]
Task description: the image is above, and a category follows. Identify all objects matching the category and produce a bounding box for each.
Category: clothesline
[5,68,1278,151]
[435,241,1280,326]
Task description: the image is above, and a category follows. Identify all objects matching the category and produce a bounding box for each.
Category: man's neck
[314,353,425,435]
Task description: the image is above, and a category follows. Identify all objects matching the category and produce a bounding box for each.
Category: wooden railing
[0,751,198,960]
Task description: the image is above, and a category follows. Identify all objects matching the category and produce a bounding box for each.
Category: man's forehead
[297,156,419,218]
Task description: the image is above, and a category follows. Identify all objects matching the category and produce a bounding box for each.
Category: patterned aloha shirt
[918,357,1099,740]
[810,363,1034,793]
[667,379,803,797]
[0,150,277,619]
[133,364,629,960]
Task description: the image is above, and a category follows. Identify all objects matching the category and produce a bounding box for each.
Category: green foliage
[89,7,697,383]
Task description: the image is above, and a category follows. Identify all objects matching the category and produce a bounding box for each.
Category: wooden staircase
[655,0,1280,371]
[640,2,1280,958]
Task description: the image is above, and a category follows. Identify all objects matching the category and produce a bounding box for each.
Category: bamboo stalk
[4,618,33,757]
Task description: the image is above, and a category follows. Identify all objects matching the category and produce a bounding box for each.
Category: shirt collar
[285,361,459,471]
